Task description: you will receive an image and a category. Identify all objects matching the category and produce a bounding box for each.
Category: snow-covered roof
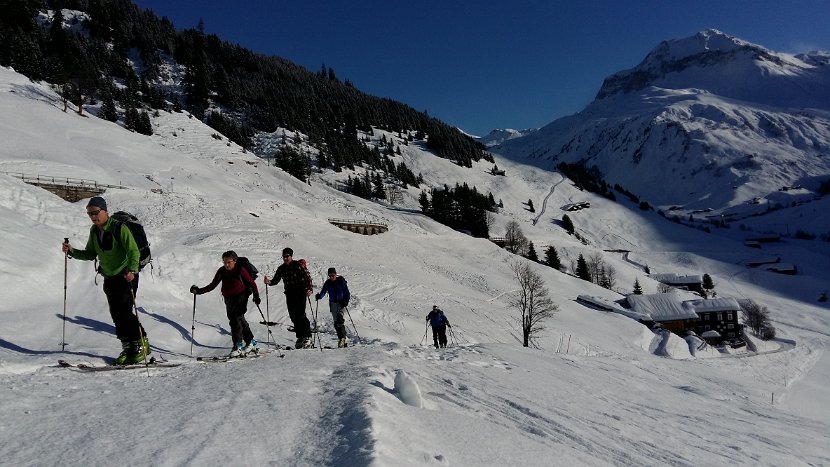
[649,273,703,285]
[627,293,700,322]
[686,297,741,313]
[577,295,652,321]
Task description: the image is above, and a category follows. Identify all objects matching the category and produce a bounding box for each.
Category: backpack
[237,256,259,289]
[110,211,152,271]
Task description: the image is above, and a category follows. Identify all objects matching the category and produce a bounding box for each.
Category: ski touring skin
[58,358,181,372]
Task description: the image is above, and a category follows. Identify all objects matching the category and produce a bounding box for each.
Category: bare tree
[510,261,559,348]
[739,299,775,338]
[657,282,674,294]
[504,220,528,255]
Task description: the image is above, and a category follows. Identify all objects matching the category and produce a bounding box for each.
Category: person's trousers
[103,273,145,342]
[286,291,311,339]
[329,302,347,339]
[225,292,254,344]
[432,324,447,347]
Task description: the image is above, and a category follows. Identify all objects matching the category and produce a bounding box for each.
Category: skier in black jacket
[426,305,451,348]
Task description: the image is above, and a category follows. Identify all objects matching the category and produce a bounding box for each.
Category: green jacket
[69,217,140,277]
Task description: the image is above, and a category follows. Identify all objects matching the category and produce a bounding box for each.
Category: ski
[58,358,181,372]
[196,348,274,363]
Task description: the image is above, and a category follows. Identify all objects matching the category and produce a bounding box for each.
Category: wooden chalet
[626,293,700,334]
[686,297,743,343]
[649,273,704,293]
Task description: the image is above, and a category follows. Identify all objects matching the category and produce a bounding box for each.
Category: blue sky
[132,0,830,136]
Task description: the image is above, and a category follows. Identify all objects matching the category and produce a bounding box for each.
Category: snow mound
[394,369,423,408]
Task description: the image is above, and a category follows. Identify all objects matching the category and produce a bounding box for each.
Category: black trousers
[103,273,145,342]
[225,292,254,345]
[286,291,311,339]
[432,324,447,347]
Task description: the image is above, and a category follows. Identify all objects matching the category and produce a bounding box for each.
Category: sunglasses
[87,210,102,217]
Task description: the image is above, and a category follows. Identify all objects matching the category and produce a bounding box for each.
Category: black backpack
[111,211,152,271]
[237,256,259,289]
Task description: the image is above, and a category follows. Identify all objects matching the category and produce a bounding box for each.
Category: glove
[190,285,199,294]
[253,296,261,305]
[341,300,349,308]
[314,294,321,301]
[447,324,452,328]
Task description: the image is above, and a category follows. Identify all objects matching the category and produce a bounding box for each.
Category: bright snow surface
[1,67,829,466]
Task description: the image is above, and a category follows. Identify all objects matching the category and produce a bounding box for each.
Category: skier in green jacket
[62,197,150,364]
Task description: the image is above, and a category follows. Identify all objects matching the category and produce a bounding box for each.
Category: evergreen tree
[135,110,153,135]
[419,191,430,213]
[633,278,643,295]
[702,273,715,292]
[544,246,561,270]
[99,89,118,122]
[525,241,539,262]
[124,105,139,131]
[576,254,591,282]
[562,214,575,235]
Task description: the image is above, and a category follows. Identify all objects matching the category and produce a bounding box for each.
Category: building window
[717,313,723,322]
[727,312,733,320]
[702,314,708,321]
[727,324,734,329]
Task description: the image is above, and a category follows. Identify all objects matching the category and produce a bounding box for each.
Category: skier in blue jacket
[426,305,451,348]
[315,267,351,348]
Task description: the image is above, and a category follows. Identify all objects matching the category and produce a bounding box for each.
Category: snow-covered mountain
[496,30,830,235]
[475,128,535,147]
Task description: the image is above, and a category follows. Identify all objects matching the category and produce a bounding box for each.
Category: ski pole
[62,237,69,351]
[130,288,150,377]
[255,303,282,357]
[344,306,360,341]
[420,322,428,346]
[310,297,322,352]
[190,293,196,357]
[265,283,271,346]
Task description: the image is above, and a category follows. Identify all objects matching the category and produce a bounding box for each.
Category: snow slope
[1,66,829,466]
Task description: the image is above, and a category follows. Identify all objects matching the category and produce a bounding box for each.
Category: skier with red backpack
[264,247,314,348]
[190,250,261,357]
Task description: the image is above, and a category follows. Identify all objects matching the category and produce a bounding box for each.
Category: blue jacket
[317,276,350,304]
[426,309,449,327]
